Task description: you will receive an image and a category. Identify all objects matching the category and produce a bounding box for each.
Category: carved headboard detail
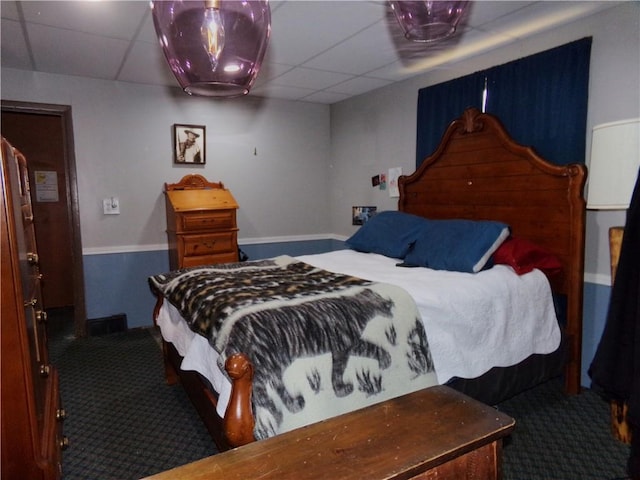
[165,174,224,191]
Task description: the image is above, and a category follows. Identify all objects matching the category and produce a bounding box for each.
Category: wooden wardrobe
[1,137,66,479]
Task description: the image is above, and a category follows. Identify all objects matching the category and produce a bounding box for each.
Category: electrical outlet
[103,197,120,215]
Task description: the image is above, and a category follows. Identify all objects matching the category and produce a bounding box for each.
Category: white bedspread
[155,249,560,417]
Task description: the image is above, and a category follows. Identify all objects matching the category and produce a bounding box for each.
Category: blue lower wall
[82,239,611,388]
[83,250,170,330]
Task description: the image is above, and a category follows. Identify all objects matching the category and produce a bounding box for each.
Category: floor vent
[87,314,127,336]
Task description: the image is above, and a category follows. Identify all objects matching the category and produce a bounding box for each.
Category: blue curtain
[415,71,485,164]
[416,37,592,167]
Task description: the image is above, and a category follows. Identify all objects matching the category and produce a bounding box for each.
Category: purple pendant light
[389,1,468,43]
[151,0,271,97]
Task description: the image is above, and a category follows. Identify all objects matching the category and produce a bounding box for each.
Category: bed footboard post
[564,280,584,396]
[224,353,256,447]
[565,163,586,396]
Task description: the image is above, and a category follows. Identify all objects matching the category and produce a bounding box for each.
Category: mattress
[155,249,560,417]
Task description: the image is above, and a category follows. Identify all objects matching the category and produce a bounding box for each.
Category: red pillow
[492,237,562,277]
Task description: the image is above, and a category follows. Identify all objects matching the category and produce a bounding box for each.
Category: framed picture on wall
[352,206,377,225]
[173,124,206,164]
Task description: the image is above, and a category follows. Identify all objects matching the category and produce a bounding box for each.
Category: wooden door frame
[1,100,87,337]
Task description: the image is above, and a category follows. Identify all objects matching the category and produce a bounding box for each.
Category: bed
[149,107,587,451]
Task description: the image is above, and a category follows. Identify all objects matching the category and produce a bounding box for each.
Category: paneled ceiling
[1,1,616,104]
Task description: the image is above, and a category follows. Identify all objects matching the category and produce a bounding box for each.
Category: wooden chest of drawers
[165,175,239,270]
[1,137,66,480]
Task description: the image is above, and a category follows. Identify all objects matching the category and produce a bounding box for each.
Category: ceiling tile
[464,1,533,28]
[137,9,159,44]
[303,18,399,75]
[326,76,393,96]
[359,59,421,83]
[252,62,295,86]
[476,1,614,37]
[250,83,317,102]
[272,67,355,90]
[268,1,385,66]
[21,0,149,40]
[302,90,351,105]
[1,19,33,70]
[117,38,178,87]
[0,1,20,21]
[27,23,129,79]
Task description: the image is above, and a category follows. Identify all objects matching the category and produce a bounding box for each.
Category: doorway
[1,101,87,337]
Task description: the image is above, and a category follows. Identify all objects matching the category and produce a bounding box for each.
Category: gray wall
[1,72,332,252]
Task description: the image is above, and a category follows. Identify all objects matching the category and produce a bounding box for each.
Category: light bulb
[201,0,225,69]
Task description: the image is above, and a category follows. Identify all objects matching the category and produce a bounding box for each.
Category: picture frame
[173,124,206,164]
[352,206,377,225]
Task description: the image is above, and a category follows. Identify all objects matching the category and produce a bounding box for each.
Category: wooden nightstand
[143,385,515,480]
[164,174,239,269]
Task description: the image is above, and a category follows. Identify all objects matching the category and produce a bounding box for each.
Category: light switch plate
[103,197,120,215]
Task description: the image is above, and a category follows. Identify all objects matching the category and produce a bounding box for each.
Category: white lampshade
[587,118,640,210]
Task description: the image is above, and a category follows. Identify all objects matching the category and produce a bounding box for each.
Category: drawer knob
[59,436,70,450]
[56,408,68,421]
[27,252,39,265]
[40,364,50,377]
[36,310,48,323]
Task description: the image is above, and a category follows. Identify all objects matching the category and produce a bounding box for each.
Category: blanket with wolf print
[148,255,438,439]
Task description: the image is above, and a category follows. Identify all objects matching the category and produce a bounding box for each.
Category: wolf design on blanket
[149,256,438,439]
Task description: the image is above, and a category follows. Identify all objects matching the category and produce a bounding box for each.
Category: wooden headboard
[398,107,587,395]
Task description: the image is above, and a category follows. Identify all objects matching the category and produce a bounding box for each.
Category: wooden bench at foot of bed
[142,385,516,480]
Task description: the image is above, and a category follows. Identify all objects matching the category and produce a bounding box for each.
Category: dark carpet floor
[50,328,215,479]
[50,327,631,479]
[498,376,631,479]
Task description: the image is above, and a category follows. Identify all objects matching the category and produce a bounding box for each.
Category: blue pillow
[345,211,429,259]
[403,219,510,273]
